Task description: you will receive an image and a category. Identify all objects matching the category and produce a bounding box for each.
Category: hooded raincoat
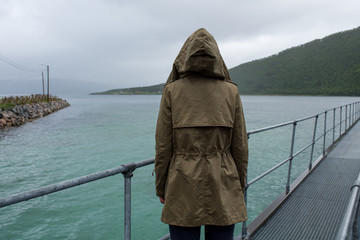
[155,28,248,227]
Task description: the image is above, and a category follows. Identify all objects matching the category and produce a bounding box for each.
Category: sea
[0,94,359,240]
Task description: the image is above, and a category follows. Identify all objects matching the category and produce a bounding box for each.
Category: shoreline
[0,100,70,130]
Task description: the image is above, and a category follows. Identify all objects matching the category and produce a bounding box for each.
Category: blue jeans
[169,224,235,240]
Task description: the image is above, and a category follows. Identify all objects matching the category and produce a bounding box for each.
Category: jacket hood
[166,28,232,83]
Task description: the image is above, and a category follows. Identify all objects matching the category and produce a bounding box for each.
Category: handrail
[336,172,360,240]
[247,102,360,183]
[0,158,154,208]
[247,120,294,135]
[242,101,360,238]
[0,159,156,239]
[0,101,359,240]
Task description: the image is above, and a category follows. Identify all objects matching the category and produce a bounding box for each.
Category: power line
[0,54,45,73]
[0,53,50,96]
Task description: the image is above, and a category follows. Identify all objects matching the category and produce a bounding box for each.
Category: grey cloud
[1,0,360,94]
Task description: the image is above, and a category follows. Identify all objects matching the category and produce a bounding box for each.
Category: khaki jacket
[155,28,248,226]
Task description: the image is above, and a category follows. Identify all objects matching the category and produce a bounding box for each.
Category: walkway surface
[250,121,360,240]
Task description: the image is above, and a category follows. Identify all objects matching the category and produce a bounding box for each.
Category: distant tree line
[229,26,360,96]
[93,26,360,96]
[91,83,164,95]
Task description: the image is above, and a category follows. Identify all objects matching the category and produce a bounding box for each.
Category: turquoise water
[0,95,359,239]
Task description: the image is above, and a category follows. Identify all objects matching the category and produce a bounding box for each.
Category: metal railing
[0,159,158,239]
[242,101,360,238]
[336,172,360,240]
[0,101,359,240]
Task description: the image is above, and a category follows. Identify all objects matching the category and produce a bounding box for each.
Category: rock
[1,113,10,119]
[0,100,70,130]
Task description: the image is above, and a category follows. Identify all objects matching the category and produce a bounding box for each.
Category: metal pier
[248,121,360,240]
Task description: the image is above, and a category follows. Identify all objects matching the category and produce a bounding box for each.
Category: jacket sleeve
[155,86,173,198]
[230,93,249,192]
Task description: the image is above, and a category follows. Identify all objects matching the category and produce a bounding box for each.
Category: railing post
[242,182,248,239]
[353,103,355,124]
[350,104,352,127]
[340,106,342,136]
[345,105,348,131]
[332,108,336,145]
[351,103,355,125]
[241,134,250,239]
[286,121,297,194]
[349,104,351,128]
[352,103,353,126]
[123,168,134,240]
[309,115,318,171]
[323,111,327,156]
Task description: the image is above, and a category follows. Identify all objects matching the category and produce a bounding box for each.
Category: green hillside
[91,83,164,95]
[230,26,360,96]
[92,27,360,96]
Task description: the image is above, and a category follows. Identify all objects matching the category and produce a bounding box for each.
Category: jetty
[247,113,360,239]
[0,101,359,240]
[0,95,70,129]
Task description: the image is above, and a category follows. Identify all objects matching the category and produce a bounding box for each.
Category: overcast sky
[0,0,359,92]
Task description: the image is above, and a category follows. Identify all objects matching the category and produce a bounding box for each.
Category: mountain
[91,83,164,95]
[92,26,360,96]
[230,26,360,95]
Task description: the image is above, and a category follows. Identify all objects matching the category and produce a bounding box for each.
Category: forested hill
[92,26,360,96]
[91,83,164,95]
[230,26,360,95]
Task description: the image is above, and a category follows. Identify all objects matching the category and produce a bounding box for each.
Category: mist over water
[1,94,359,239]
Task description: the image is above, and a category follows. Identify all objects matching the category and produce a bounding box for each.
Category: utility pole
[47,65,50,101]
[42,72,45,95]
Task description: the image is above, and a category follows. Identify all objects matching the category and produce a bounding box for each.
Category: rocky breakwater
[0,100,70,130]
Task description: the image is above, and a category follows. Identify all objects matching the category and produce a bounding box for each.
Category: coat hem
[161,216,248,227]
